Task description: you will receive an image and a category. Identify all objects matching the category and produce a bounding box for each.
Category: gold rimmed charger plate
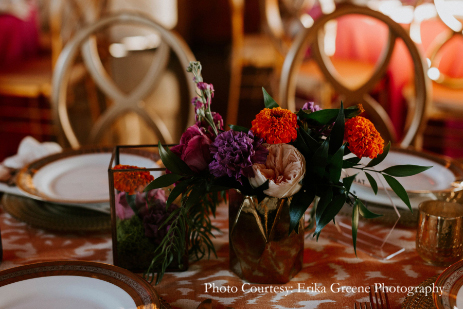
[402,275,438,308]
[434,260,463,309]
[1,193,110,232]
[15,147,160,207]
[0,261,161,309]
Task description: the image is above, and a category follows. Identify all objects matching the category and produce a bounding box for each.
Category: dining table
[0,190,446,309]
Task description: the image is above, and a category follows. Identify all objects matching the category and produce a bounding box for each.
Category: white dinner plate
[434,259,463,309]
[16,148,162,212]
[344,148,463,209]
[0,261,160,309]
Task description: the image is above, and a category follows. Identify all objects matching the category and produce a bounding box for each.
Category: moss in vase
[116,216,157,271]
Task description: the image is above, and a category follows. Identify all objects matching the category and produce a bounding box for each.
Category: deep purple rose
[209,130,268,183]
[170,125,213,173]
[143,201,180,245]
[115,189,166,220]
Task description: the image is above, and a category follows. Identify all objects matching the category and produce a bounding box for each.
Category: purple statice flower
[115,189,166,220]
[302,101,322,113]
[209,130,268,183]
[143,200,180,245]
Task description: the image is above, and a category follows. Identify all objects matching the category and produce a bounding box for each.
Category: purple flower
[170,125,213,173]
[143,201,180,245]
[302,102,321,113]
[191,96,203,110]
[197,82,214,97]
[196,112,224,134]
[115,189,166,220]
[209,130,268,183]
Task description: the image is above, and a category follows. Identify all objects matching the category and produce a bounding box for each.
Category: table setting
[1,61,463,309]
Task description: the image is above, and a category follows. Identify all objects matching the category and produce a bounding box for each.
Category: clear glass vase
[229,190,304,284]
[108,145,188,273]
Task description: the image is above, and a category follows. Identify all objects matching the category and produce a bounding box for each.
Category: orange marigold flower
[251,107,298,144]
[344,116,384,159]
[113,164,154,195]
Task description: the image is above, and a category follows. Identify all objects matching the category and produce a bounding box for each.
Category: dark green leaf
[344,146,352,156]
[383,174,412,212]
[158,142,193,175]
[166,180,191,206]
[185,186,206,209]
[352,201,360,255]
[357,199,382,219]
[343,156,361,168]
[342,173,358,192]
[314,193,346,237]
[292,131,311,157]
[328,145,345,183]
[262,87,279,109]
[289,188,316,234]
[299,127,320,151]
[329,102,345,155]
[364,172,378,195]
[366,142,391,167]
[311,139,329,179]
[228,124,249,132]
[315,188,333,225]
[298,105,363,125]
[381,165,432,177]
[144,173,183,192]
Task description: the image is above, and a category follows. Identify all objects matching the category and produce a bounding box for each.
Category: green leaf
[228,124,249,132]
[314,193,346,237]
[315,187,333,225]
[299,105,363,125]
[292,131,311,157]
[166,179,191,206]
[381,165,432,177]
[342,156,361,168]
[329,102,345,155]
[299,127,320,151]
[366,141,391,167]
[352,201,360,256]
[342,173,357,192]
[383,174,412,212]
[144,173,183,192]
[185,185,206,209]
[328,145,345,183]
[289,188,315,234]
[364,172,378,195]
[262,87,279,109]
[357,199,382,219]
[158,142,193,175]
[311,139,329,179]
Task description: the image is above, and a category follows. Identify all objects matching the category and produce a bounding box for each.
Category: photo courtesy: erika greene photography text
[204,282,443,297]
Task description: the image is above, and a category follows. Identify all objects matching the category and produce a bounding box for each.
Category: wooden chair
[51,12,197,148]
[225,0,284,127]
[279,2,430,148]
[0,0,107,143]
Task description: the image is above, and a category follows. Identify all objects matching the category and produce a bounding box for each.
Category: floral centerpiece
[142,61,431,283]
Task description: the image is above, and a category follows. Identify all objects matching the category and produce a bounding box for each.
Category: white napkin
[0,136,62,194]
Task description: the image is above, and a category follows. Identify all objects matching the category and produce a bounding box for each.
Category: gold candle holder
[416,201,463,267]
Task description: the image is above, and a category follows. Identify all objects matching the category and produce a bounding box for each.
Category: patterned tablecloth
[0,200,444,309]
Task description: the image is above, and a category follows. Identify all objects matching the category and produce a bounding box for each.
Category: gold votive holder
[416,200,463,267]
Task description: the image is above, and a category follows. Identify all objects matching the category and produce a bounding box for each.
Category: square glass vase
[108,145,188,273]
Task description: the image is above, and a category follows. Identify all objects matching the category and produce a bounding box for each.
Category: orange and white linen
[0,202,444,309]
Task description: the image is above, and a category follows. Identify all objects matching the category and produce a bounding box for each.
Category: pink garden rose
[249,144,306,198]
[170,125,213,173]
